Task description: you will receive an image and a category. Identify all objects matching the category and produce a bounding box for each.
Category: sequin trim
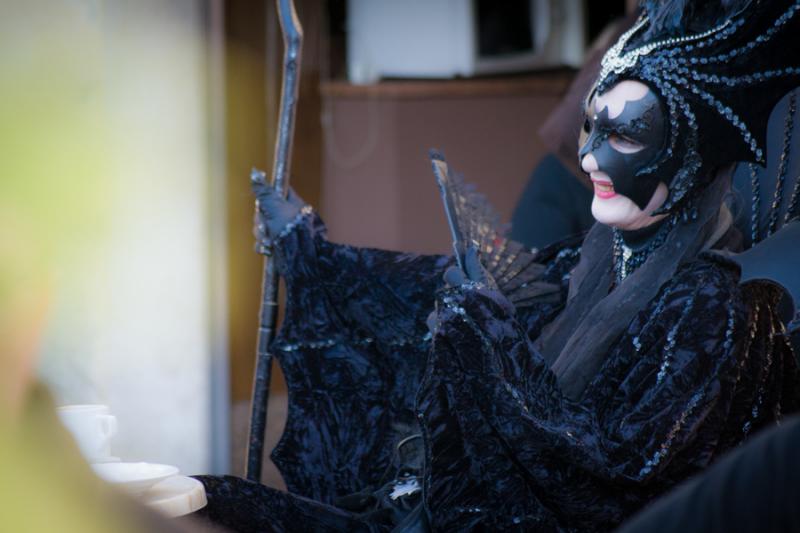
[277,205,314,240]
[656,287,699,384]
[639,390,703,477]
[632,284,675,354]
[276,331,431,352]
[743,304,775,437]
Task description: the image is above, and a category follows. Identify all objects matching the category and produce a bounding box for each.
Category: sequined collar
[612,213,680,283]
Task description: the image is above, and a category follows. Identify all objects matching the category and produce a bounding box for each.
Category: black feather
[641,0,753,39]
[641,0,688,37]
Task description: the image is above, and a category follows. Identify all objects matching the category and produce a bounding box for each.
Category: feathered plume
[641,0,753,38]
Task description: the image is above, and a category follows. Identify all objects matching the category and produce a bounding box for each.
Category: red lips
[591,177,617,199]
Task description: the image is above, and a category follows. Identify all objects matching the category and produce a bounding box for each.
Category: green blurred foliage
[0,3,111,312]
[0,385,142,533]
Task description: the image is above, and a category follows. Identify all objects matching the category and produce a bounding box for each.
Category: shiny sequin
[656,288,698,385]
[639,391,704,477]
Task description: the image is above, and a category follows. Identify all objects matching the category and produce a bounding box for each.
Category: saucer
[91,462,179,496]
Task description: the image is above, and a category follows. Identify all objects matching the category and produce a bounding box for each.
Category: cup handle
[99,415,117,439]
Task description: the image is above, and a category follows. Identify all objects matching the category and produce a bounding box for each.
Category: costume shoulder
[665,250,744,300]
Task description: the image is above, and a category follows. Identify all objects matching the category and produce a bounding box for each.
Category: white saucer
[91,462,179,496]
[142,475,207,517]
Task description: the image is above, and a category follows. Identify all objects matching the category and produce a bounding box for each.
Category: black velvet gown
[196,212,800,532]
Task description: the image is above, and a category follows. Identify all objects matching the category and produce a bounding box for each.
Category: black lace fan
[429,150,559,307]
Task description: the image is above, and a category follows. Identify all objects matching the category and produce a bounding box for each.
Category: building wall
[320,75,572,254]
[29,0,219,475]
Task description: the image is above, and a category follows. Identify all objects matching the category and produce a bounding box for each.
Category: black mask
[579,88,668,210]
[593,1,800,214]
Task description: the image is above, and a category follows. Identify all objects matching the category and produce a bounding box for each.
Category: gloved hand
[443,246,492,288]
[250,168,307,254]
[427,246,494,335]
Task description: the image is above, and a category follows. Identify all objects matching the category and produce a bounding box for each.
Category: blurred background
[1,0,634,488]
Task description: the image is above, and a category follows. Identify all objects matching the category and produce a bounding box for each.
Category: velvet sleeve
[273,210,451,348]
[266,210,450,502]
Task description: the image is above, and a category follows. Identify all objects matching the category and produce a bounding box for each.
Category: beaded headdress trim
[594,1,800,213]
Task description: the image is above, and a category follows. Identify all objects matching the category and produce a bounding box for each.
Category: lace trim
[255,205,314,256]
[278,205,314,240]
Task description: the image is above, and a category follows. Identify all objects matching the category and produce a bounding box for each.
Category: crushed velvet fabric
[196,213,799,532]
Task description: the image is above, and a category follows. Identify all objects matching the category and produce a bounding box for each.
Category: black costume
[196,1,800,531]
[198,198,798,531]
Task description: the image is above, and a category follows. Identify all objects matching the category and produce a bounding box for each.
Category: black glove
[428,247,494,336]
[443,246,491,288]
[250,168,307,254]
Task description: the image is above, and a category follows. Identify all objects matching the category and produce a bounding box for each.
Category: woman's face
[579,80,669,231]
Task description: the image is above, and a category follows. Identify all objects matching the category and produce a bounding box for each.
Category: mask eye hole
[582,117,592,134]
[609,133,645,154]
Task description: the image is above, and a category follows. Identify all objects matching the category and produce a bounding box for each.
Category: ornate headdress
[596,0,800,213]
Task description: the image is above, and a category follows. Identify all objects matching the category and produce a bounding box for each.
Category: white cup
[56,404,118,464]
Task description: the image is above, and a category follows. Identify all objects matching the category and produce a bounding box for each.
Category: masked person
[197,1,800,531]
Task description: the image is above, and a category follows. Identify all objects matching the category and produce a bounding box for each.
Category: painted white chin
[591,194,646,229]
[590,181,669,231]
